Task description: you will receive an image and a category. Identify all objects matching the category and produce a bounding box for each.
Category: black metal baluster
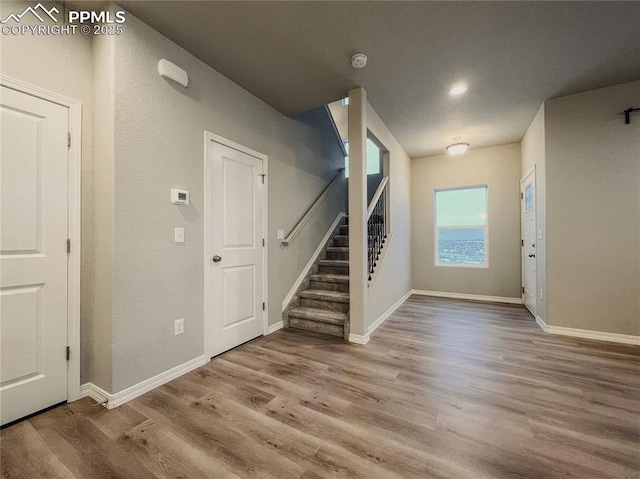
[367,184,388,282]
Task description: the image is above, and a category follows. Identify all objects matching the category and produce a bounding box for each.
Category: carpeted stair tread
[319,259,349,267]
[310,273,350,284]
[300,289,350,303]
[288,307,347,325]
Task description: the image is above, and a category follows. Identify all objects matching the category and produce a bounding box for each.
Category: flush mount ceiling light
[449,83,468,97]
[351,53,368,69]
[446,137,470,155]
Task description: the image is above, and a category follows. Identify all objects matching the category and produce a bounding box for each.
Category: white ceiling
[117,1,640,158]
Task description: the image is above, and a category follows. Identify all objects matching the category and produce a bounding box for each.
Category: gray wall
[89,33,115,391]
[545,81,640,335]
[411,143,522,299]
[107,11,346,392]
[366,102,412,327]
[367,172,384,205]
[521,104,547,322]
[2,3,346,393]
[0,1,98,385]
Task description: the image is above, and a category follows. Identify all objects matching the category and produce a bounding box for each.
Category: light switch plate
[175,228,185,243]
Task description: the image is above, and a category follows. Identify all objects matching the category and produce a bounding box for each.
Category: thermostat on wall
[171,188,189,205]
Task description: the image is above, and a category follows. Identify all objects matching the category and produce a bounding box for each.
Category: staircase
[284,217,350,338]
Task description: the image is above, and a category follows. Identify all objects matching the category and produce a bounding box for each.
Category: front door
[1,86,69,425]
[521,170,537,316]
[207,139,265,357]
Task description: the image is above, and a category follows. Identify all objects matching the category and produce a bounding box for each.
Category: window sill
[434,263,489,269]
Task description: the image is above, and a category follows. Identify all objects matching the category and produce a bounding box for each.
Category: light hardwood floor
[2,296,639,478]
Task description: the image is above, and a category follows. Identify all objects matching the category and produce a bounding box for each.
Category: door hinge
[521,239,524,247]
[520,192,523,199]
[522,286,525,294]
[262,302,265,311]
[66,346,70,361]
[259,174,266,184]
[67,239,71,254]
[262,238,265,247]
[68,132,71,149]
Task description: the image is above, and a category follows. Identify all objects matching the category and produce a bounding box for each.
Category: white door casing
[204,133,267,358]
[0,82,80,426]
[521,168,537,316]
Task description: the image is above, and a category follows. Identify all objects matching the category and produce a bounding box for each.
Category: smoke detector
[351,53,368,69]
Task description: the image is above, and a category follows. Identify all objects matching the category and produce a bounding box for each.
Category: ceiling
[117,1,640,158]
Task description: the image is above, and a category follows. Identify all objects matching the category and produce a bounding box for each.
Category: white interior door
[1,86,69,425]
[207,139,265,358]
[521,170,537,316]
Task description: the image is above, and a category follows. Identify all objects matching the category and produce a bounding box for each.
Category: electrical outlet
[174,318,184,335]
[175,228,185,243]
[277,229,285,240]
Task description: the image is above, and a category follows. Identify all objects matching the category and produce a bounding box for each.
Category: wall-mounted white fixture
[351,53,368,69]
[446,136,470,156]
[449,83,468,97]
[158,59,189,88]
[171,188,190,205]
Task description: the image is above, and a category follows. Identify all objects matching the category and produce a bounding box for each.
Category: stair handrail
[282,168,346,246]
[367,176,388,219]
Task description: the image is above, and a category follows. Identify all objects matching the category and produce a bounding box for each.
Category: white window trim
[434,185,489,268]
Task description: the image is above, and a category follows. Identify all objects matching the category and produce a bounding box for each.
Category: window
[344,139,382,178]
[524,184,533,212]
[434,186,488,267]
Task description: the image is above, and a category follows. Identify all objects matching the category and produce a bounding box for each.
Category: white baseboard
[535,315,548,332]
[281,212,347,311]
[266,320,284,334]
[80,383,110,406]
[368,290,412,335]
[348,289,412,345]
[347,333,370,345]
[411,289,523,305]
[80,355,209,409]
[535,316,640,346]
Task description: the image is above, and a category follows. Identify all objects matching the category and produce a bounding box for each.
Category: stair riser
[289,318,344,337]
[333,237,349,247]
[318,265,349,275]
[309,280,350,293]
[339,225,349,235]
[301,298,349,313]
[326,251,349,261]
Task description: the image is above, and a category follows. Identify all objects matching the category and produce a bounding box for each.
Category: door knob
[528,254,536,258]
[212,255,222,263]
